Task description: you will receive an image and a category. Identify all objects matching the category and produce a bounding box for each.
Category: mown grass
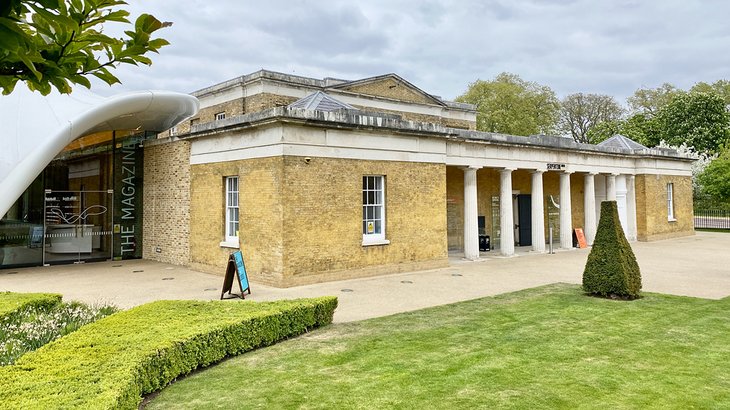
[147,284,730,409]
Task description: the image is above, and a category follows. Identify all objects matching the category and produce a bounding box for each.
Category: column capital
[530,169,545,175]
[560,170,574,175]
[500,167,516,174]
[460,165,482,172]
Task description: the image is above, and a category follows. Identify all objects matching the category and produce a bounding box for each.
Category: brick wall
[341,78,434,105]
[142,140,191,265]
[279,157,448,286]
[160,95,296,138]
[188,156,448,287]
[244,93,298,113]
[188,156,285,284]
[635,174,694,241]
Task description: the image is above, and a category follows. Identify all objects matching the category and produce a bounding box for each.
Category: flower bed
[0,295,117,365]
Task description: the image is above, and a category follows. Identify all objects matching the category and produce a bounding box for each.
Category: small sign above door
[546,163,566,170]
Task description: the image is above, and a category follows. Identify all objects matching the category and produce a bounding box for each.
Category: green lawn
[147,284,730,409]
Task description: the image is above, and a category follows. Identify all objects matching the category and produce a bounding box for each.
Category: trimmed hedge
[582,201,642,298]
[0,296,338,409]
[0,292,62,321]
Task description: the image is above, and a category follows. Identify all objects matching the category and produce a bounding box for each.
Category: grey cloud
[90,0,730,106]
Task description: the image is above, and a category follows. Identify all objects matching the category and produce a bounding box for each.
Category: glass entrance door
[43,190,113,265]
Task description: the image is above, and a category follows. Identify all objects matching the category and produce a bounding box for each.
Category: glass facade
[0,131,153,269]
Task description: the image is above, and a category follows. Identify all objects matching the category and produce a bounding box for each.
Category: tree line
[456,73,730,152]
[456,74,730,205]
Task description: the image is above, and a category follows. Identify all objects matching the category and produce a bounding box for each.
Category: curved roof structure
[0,84,199,218]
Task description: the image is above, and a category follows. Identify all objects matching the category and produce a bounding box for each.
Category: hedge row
[0,292,62,321]
[0,296,338,409]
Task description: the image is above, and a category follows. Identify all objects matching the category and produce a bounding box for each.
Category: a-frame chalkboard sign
[220,250,251,300]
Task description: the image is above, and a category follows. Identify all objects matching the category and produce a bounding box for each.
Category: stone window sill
[362,239,390,247]
[219,240,239,249]
[668,218,677,222]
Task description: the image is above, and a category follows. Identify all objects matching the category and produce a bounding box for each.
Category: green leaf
[101,9,129,24]
[91,67,121,85]
[0,76,19,95]
[1,0,170,95]
[29,4,78,31]
[70,74,91,89]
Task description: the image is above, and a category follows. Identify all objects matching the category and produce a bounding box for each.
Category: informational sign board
[574,228,587,249]
[29,226,43,248]
[221,250,251,300]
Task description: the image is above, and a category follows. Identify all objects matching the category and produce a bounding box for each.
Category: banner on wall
[113,138,144,259]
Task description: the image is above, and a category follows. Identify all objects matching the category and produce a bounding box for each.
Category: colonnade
[461,168,638,260]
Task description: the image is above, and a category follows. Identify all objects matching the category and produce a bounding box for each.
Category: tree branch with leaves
[559,93,625,144]
[456,72,560,136]
[0,0,170,95]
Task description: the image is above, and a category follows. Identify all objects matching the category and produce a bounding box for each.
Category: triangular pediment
[326,74,445,106]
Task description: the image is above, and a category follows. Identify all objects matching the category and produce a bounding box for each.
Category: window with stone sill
[215,112,226,121]
[224,176,239,244]
[667,182,675,221]
[362,175,388,245]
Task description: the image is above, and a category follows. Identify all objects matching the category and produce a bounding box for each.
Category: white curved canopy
[0,84,199,218]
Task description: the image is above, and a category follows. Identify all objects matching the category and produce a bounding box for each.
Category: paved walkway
[1,231,728,323]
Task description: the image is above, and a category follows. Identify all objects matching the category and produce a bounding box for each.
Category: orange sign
[574,228,587,248]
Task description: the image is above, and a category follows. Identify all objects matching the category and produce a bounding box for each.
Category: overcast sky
[93,0,730,105]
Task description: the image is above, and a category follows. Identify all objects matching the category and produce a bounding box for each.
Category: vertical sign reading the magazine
[114,139,144,259]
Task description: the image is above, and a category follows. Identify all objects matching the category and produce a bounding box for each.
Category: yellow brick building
[140,70,694,287]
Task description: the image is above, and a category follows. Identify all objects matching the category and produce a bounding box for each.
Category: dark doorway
[517,194,532,246]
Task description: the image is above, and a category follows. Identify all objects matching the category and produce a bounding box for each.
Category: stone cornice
[182,107,693,163]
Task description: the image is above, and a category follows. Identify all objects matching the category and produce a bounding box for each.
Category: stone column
[500,168,515,256]
[626,174,638,241]
[559,171,573,249]
[606,173,618,201]
[463,166,480,260]
[531,170,545,252]
[584,172,597,246]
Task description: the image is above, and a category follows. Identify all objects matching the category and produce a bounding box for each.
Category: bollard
[549,227,554,254]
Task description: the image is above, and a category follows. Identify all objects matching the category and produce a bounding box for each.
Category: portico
[444,133,680,258]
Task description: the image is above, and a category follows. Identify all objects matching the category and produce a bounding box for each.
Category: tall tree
[653,92,730,152]
[456,72,560,136]
[699,147,730,201]
[627,83,680,116]
[559,93,625,144]
[691,80,730,108]
[0,0,170,95]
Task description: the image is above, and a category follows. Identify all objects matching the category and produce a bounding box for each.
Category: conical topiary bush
[582,201,642,299]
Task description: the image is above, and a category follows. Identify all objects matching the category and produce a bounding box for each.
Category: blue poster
[232,251,249,292]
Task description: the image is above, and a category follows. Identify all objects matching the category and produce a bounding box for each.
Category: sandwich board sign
[221,250,251,299]
[574,228,587,249]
